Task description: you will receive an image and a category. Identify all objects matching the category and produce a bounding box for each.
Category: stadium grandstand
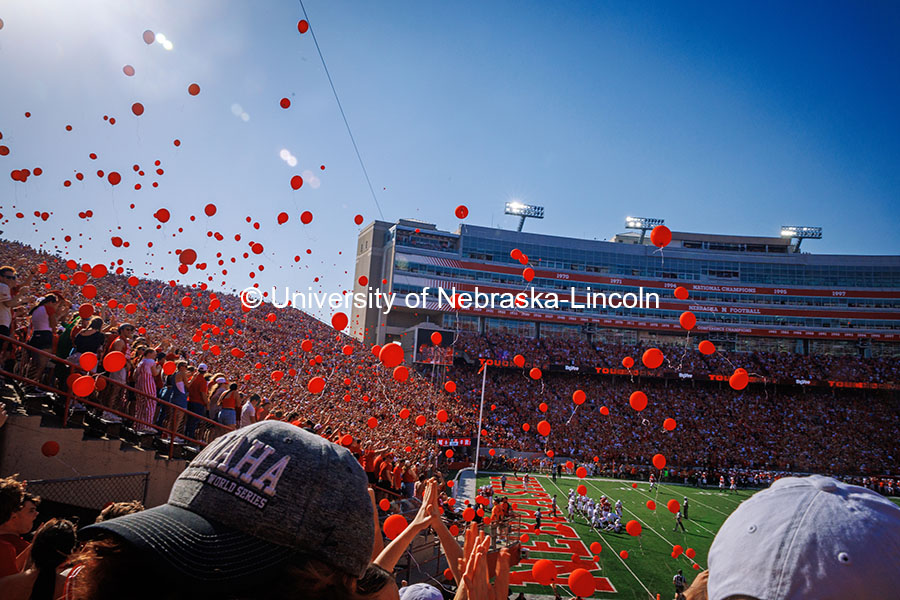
[352,218,900,358]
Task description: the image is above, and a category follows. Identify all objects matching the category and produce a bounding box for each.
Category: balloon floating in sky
[123,65,135,76]
[142,30,155,44]
[131,102,144,116]
[297,19,309,34]
[651,225,672,248]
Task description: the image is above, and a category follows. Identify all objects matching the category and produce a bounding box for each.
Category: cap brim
[81,504,294,581]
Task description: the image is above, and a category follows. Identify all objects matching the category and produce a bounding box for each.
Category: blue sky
[1,0,898,308]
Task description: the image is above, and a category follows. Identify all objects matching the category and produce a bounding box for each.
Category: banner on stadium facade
[477,358,899,390]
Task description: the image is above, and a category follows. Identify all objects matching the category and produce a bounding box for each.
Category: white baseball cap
[197,363,208,371]
[708,475,900,600]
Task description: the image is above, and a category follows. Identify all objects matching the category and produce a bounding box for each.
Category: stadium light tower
[780,225,822,252]
[505,201,544,232]
[625,216,665,245]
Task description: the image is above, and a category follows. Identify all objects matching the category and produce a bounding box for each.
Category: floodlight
[780,225,822,251]
[624,216,665,244]
[505,201,544,232]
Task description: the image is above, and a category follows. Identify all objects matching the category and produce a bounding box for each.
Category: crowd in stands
[1,240,898,482]
[454,331,900,383]
[1,240,899,599]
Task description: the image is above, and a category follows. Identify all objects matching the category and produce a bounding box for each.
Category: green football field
[476,473,757,599]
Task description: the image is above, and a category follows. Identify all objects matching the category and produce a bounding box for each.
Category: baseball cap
[197,363,208,371]
[398,583,443,600]
[707,475,900,600]
[83,421,374,580]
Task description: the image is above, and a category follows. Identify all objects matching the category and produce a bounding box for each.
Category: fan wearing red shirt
[0,477,39,579]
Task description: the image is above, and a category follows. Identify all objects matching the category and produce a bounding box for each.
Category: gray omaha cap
[84,421,374,580]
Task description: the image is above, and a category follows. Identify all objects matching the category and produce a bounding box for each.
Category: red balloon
[599,406,609,416]
[629,391,648,411]
[154,208,170,223]
[642,347,664,369]
[142,30,154,44]
[188,83,200,96]
[290,175,303,190]
[513,354,525,368]
[331,312,348,331]
[568,569,595,597]
[536,420,551,436]
[663,418,677,431]
[529,367,542,380]
[79,352,98,371]
[652,454,667,469]
[444,381,456,393]
[277,212,289,225]
[163,361,176,375]
[297,19,309,34]
[367,417,378,428]
[131,102,144,116]
[531,559,556,586]
[72,375,95,397]
[430,331,442,345]
[280,97,291,109]
[103,351,126,372]
[576,484,587,496]
[667,499,681,514]
[650,225,672,248]
[730,368,749,390]
[590,542,602,554]
[626,520,642,536]
[383,514,407,540]
[107,171,121,186]
[679,311,696,330]
[576,466,587,478]
[686,548,696,559]
[41,441,60,457]
[379,343,404,368]
[392,366,409,382]
[674,286,689,300]
[308,377,325,394]
[622,356,634,369]
[455,205,468,219]
[572,389,586,405]
[354,214,364,225]
[619,550,629,559]
[436,409,449,423]
[698,340,716,355]
[300,211,313,224]
[673,544,684,557]
[178,248,197,265]
[78,303,94,319]
[646,500,656,510]
[522,267,535,282]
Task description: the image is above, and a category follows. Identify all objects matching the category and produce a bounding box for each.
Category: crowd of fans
[1,240,898,482]
[1,239,899,599]
[453,330,900,383]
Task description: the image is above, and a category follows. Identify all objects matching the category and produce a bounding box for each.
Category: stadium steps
[0,379,195,462]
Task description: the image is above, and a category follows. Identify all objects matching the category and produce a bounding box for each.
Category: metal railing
[0,333,234,457]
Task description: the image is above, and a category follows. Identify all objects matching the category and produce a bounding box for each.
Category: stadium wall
[0,413,185,508]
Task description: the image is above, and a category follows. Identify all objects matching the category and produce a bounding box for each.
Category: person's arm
[430,500,464,583]
[374,479,437,571]
[368,487,384,561]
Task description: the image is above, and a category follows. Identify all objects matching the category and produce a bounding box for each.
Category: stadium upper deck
[351,219,900,357]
